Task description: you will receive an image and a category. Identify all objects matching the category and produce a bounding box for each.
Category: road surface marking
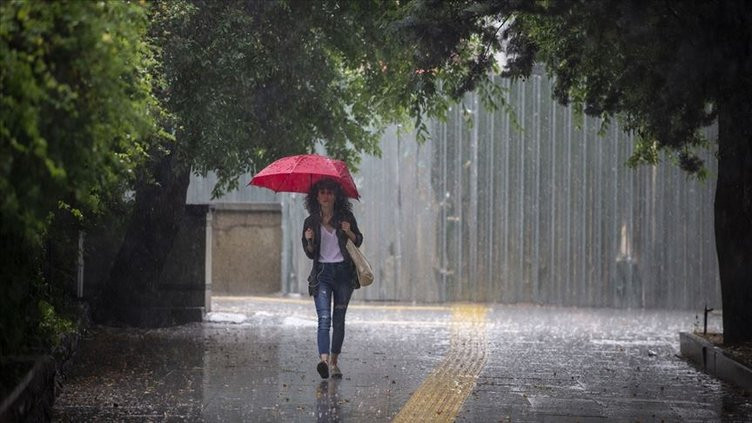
[392,304,488,422]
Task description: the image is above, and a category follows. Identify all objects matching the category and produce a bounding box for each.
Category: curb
[0,301,91,422]
[680,332,752,390]
[0,355,55,422]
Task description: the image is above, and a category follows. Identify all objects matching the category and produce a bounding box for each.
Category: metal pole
[76,231,85,298]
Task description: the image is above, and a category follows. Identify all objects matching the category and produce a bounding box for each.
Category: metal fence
[189,74,721,310]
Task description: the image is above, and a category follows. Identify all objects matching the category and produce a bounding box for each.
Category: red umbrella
[249,154,360,199]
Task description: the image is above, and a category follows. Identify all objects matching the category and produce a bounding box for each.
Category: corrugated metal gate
[189,74,720,310]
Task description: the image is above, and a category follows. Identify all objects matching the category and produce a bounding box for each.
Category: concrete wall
[210,203,282,295]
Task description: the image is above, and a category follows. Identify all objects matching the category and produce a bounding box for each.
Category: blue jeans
[314,262,354,355]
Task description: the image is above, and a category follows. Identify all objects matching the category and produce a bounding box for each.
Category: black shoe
[317,361,329,379]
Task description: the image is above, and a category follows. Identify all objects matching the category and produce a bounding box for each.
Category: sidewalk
[53,296,752,421]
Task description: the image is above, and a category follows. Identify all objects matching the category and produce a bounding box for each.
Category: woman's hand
[304,227,315,252]
[341,221,355,241]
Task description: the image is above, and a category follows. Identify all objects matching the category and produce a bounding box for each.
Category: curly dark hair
[304,178,352,215]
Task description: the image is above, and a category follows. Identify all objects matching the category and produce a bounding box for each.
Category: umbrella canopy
[249,154,360,199]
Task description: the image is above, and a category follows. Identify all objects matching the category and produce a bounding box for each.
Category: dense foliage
[0,0,160,356]
[1,0,160,237]
[150,0,387,195]
[148,0,513,194]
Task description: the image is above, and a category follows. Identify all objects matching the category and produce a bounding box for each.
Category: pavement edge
[679,331,752,390]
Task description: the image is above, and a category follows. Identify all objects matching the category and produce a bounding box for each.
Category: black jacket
[302,211,363,295]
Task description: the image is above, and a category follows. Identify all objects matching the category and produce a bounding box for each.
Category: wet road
[53,296,751,422]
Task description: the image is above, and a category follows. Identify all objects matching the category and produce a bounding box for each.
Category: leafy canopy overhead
[152,0,419,196]
[392,0,752,176]
[151,0,523,197]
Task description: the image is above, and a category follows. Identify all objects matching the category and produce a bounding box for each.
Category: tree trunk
[97,149,191,326]
[715,98,752,344]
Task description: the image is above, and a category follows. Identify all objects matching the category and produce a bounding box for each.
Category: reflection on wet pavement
[316,380,341,422]
[52,296,751,421]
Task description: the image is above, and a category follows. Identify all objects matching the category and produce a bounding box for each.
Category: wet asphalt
[53,296,752,422]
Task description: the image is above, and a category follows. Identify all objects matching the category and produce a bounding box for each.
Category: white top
[319,226,344,263]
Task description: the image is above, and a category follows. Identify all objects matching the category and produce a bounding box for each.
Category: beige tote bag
[345,239,374,286]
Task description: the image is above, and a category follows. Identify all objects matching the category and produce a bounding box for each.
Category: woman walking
[302,178,363,379]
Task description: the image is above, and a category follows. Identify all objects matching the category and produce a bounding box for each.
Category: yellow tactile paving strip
[392,304,489,422]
